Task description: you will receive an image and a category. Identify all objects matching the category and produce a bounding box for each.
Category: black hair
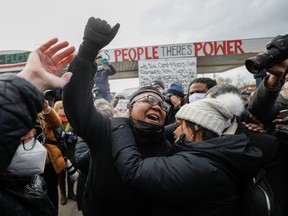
[206,84,241,98]
[185,120,218,141]
[186,78,217,100]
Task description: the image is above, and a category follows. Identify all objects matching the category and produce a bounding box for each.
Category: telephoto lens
[245,34,288,74]
[66,159,79,182]
[245,48,281,74]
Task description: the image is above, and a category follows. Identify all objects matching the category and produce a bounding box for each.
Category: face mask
[97,65,104,71]
[188,93,206,104]
[133,120,163,135]
[6,138,47,177]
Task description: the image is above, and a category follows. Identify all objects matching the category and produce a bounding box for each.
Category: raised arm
[62,17,120,144]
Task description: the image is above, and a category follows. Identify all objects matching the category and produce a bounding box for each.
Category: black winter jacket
[112,117,263,216]
[0,74,51,215]
[0,74,44,171]
[74,137,90,211]
[63,51,153,216]
[248,76,286,128]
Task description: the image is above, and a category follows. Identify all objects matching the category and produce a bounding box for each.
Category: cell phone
[279,109,288,118]
[116,99,130,113]
[99,58,107,63]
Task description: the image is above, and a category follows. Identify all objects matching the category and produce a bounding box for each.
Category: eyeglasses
[131,94,170,112]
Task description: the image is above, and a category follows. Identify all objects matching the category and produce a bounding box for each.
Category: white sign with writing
[138,57,197,92]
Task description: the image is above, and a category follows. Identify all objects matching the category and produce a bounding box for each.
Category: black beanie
[150,80,165,89]
[130,86,164,102]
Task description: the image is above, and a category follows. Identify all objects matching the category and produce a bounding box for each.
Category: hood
[173,133,263,178]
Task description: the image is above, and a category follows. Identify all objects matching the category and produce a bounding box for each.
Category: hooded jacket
[111,117,263,216]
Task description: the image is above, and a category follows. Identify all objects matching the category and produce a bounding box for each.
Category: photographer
[53,100,78,205]
[164,81,185,125]
[92,55,116,102]
[247,53,288,215]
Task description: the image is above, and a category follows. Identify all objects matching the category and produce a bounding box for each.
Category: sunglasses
[132,94,170,112]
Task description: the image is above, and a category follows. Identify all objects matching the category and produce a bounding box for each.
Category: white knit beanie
[175,93,244,135]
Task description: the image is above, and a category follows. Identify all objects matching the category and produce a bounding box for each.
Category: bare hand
[170,95,181,109]
[266,59,288,78]
[18,38,75,92]
[242,122,267,133]
[114,107,130,118]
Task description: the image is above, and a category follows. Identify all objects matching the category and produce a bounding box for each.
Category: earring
[188,134,194,141]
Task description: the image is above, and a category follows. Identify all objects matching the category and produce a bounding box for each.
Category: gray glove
[83,17,120,52]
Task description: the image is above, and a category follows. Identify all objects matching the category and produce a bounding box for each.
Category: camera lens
[44,90,56,101]
[245,48,281,74]
[245,56,264,74]
[66,159,78,182]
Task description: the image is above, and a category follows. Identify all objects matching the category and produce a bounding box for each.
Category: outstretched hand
[18,38,75,92]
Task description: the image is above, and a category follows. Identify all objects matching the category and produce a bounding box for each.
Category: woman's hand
[17,38,75,92]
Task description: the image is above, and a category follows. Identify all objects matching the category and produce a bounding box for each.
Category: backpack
[205,158,281,216]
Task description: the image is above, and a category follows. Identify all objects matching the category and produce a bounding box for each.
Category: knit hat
[150,80,165,90]
[130,86,164,102]
[167,81,185,97]
[115,89,128,99]
[176,93,244,135]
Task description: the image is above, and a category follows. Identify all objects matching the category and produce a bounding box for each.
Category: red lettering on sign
[145,47,152,59]
[214,42,226,55]
[128,48,136,60]
[194,42,203,56]
[194,40,245,56]
[152,46,159,59]
[114,50,121,62]
[203,42,213,56]
[121,49,128,61]
[235,40,245,54]
[137,47,144,60]
[227,40,234,54]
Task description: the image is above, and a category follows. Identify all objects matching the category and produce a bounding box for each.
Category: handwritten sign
[138,57,197,92]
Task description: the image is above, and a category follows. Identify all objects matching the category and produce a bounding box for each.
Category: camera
[65,159,78,182]
[245,34,288,74]
[44,89,62,101]
[116,99,130,112]
[44,90,56,101]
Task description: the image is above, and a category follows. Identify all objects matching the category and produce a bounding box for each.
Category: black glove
[83,17,120,52]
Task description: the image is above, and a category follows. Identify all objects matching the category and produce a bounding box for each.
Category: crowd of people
[1,16,288,216]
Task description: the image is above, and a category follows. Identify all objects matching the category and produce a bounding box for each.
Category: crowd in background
[1,16,288,216]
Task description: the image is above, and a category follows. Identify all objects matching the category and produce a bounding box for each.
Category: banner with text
[138,57,197,92]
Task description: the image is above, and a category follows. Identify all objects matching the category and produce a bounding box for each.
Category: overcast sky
[1,0,288,91]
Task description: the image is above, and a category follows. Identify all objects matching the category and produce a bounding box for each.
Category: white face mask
[188,93,206,104]
[97,65,104,71]
[6,138,47,177]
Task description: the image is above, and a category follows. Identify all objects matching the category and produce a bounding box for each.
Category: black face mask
[132,120,171,156]
[133,120,163,136]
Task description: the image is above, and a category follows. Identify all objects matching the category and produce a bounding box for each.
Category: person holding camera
[247,59,288,214]
[92,55,116,102]
[53,100,78,205]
